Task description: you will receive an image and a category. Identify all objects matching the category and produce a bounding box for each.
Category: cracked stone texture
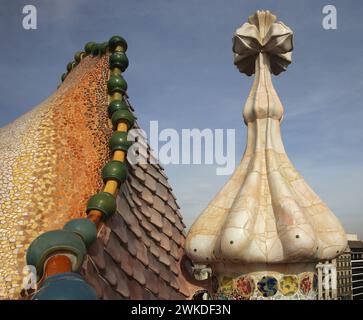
[185,10,347,273]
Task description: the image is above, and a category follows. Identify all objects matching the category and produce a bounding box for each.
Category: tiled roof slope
[0,43,206,299]
[81,104,204,298]
[0,53,112,299]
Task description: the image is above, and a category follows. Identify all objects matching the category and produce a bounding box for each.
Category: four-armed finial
[233,10,293,76]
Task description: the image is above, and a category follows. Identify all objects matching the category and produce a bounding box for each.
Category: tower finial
[232,10,293,76]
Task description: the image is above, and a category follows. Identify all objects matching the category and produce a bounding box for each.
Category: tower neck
[243,53,284,124]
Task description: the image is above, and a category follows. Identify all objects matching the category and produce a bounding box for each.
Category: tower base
[212,263,318,300]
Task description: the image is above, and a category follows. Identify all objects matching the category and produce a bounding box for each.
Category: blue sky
[0,0,362,239]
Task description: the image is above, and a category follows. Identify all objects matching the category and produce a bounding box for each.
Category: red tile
[141,188,154,205]
[133,167,146,182]
[159,249,171,267]
[136,242,149,266]
[114,268,130,299]
[133,259,146,285]
[164,205,176,223]
[158,281,171,300]
[147,251,160,275]
[87,238,106,271]
[105,232,122,264]
[153,196,165,214]
[144,268,160,295]
[155,183,169,201]
[159,233,171,252]
[150,209,163,229]
[162,218,173,237]
[119,245,133,277]
[145,174,157,192]
[126,229,138,257]
[109,214,128,244]
[129,279,145,300]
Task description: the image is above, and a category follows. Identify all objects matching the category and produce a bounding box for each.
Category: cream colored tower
[185,10,347,300]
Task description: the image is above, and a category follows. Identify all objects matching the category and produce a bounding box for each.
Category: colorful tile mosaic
[0,46,199,300]
[0,54,111,299]
[231,289,249,300]
[215,292,230,300]
[257,276,278,297]
[300,273,312,294]
[213,271,318,300]
[278,275,298,296]
[219,277,234,295]
[235,275,254,298]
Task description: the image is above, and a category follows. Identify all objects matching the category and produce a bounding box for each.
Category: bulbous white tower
[185,10,347,300]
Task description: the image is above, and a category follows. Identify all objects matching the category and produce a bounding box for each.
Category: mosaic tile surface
[257,276,278,297]
[0,52,203,299]
[0,55,110,298]
[299,273,313,294]
[279,275,298,296]
[235,275,254,298]
[214,271,317,300]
